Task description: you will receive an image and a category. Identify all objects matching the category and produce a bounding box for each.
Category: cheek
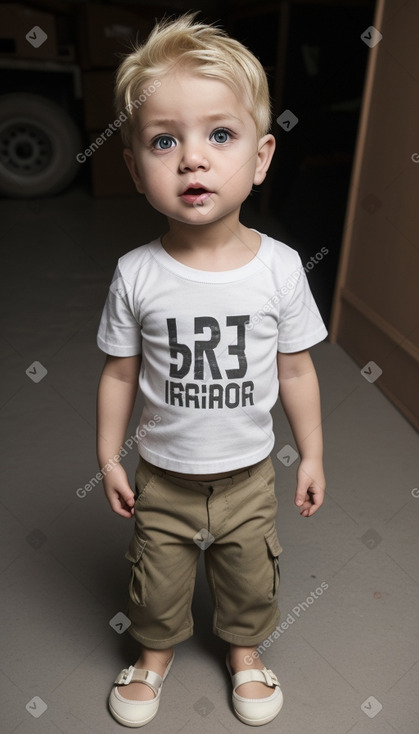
[140,166,179,212]
[223,146,257,175]
[224,156,257,191]
[141,158,178,191]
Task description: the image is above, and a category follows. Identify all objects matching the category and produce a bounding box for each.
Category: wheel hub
[0,122,53,176]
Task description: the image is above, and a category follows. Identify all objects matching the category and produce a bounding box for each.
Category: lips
[183,185,208,195]
[180,183,213,205]
[181,182,207,193]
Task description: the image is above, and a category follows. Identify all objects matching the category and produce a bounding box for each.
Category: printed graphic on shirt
[164,315,254,409]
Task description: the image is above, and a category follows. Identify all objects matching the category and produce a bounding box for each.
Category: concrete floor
[1,185,418,734]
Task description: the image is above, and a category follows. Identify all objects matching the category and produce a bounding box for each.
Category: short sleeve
[277,257,328,353]
[96,264,141,356]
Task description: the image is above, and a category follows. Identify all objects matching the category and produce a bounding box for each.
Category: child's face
[123,68,274,227]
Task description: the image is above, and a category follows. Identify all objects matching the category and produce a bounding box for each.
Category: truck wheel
[0,93,81,198]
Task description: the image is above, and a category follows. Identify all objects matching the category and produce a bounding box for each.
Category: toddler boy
[96,12,327,728]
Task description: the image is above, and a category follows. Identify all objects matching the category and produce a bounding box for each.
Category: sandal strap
[114,666,162,695]
[232,667,280,690]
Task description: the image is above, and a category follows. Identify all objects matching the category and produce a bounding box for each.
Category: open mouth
[183,186,208,196]
[180,185,213,205]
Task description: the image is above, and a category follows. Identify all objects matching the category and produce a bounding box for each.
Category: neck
[163,212,247,253]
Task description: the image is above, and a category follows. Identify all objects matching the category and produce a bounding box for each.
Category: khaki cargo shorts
[124,454,282,649]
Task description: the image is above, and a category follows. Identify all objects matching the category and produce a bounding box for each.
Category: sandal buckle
[264,668,280,687]
[115,666,134,685]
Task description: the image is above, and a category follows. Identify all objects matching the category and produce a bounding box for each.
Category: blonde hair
[114,12,272,146]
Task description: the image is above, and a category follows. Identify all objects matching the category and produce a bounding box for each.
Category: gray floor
[1,186,418,734]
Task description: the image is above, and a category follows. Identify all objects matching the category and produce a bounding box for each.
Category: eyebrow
[140,112,243,133]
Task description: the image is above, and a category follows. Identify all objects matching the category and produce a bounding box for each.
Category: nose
[178,140,209,172]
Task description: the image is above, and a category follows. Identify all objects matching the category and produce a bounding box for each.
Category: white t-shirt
[97,230,328,473]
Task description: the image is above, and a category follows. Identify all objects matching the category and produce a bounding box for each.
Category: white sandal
[225,652,283,726]
[108,652,175,727]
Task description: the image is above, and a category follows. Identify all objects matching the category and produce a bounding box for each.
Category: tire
[0,93,82,198]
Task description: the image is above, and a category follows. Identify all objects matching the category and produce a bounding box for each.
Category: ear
[123,148,145,194]
[253,134,276,186]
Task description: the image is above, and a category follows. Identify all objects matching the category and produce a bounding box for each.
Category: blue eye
[153,136,175,150]
[211,128,231,144]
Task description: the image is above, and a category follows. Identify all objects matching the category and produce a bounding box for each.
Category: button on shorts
[124,454,282,649]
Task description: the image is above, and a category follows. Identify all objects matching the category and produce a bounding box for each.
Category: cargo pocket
[125,533,148,607]
[264,525,283,601]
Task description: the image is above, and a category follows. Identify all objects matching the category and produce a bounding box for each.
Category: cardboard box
[0,3,58,61]
[78,4,153,69]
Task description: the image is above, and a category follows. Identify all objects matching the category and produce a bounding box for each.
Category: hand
[102,463,135,518]
[294,458,326,517]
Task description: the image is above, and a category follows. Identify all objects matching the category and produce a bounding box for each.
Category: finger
[117,487,135,507]
[118,509,134,519]
[111,503,133,518]
[120,496,135,513]
[109,494,134,518]
[297,491,315,515]
[295,484,309,507]
[303,498,323,517]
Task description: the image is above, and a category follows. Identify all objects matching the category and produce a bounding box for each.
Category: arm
[277,349,326,517]
[96,354,141,518]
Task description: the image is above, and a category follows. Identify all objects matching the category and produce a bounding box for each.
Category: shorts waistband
[139,455,270,487]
